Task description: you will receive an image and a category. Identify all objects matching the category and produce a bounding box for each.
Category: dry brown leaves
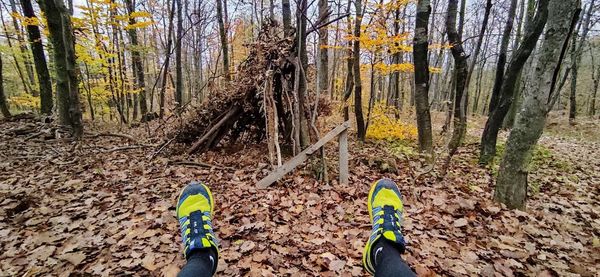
[1,117,598,276]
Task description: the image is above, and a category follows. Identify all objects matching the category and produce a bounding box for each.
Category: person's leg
[363,179,416,277]
[178,249,217,277]
[372,239,416,277]
[176,182,220,277]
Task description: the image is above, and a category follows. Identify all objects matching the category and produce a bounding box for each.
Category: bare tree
[495,0,580,209]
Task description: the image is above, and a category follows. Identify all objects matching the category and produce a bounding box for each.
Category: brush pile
[175,21,296,154]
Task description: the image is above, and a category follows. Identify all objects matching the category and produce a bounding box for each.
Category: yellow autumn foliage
[8,94,40,110]
[367,103,417,141]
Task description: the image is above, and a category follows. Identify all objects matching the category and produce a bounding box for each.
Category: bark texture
[124,0,148,116]
[40,0,83,137]
[0,55,11,118]
[479,0,549,165]
[216,0,230,81]
[21,0,53,115]
[446,0,469,156]
[488,0,518,115]
[353,0,366,141]
[495,0,580,209]
[413,0,433,156]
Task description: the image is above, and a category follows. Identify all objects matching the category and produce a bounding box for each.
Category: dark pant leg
[177,249,217,277]
[373,240,416,277]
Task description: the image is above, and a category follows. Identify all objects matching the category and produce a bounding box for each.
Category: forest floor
[1,113,599,277]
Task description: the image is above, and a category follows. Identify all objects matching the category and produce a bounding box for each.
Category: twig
[50,158,79,165]
[85,132,137,142]
[306,13,350,35]
[149,137,176,160]
[102,145,150,153]
[168,160,234,170]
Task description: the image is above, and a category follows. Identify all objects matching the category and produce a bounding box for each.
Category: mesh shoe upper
[176,182,219,259]
[363,179,407,275]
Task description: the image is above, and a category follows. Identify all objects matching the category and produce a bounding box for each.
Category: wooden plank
[338,128,349,185]
[257,121,350,189]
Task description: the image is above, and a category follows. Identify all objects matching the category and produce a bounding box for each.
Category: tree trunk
[413,0,434,157]
[175,0,183,110]
[21,0,53,115]
[159,0,176,118]
[353,0,366,141]
[487,0,518,115]
[317,0,329,99]
[503,0,536,129]
[297,0,310,148]
[282,0,292,36]
[216,0,230,81]
[446,0,469,156]
[9,0,36,89]
[124,0,148,116]
[40,0,83,137]
[568,0,595,123]
[479,0,550,165]
[0,55,11,118]
[495,0,580,209]
[0,12,33,96]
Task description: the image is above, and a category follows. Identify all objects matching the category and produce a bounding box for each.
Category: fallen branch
[187,105,241,154]
[101,145,151,153]
[168,160,234,170]
[85,132,138,142]
[149,137,176,160]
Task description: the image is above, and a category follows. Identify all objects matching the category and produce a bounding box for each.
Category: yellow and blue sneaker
[363,178,407,275]
[176,182,219,271]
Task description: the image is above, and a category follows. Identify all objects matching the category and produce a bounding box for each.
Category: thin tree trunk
[495,0,580,209]
[0,55,11,118]
[446,0,469,157]
[413,0,434,157]
[175,0,183,110]
[487,0,518,115]
[216,0,230,81]
[0,12,32,96]
[479,0,550,165]
[342,0,353,121]
[317,0,329,99]
[159,0,176,118]
[296,0,310,147]
[21,0,53,115]
[124,0,148,116]
[9,0,35,89]
[568,0,595,123]
[282,0,292,36]
[353,0,366,141]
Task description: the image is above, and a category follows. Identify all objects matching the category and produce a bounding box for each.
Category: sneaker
[176,182,219,260]
[363,178,407,274]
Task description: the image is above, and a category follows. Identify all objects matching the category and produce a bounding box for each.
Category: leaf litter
[0,117,598,276]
